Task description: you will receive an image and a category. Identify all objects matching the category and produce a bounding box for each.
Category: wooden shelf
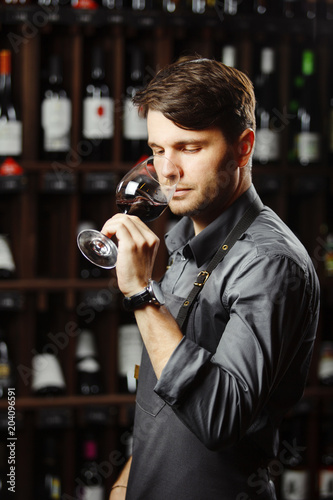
[0,393,135,410]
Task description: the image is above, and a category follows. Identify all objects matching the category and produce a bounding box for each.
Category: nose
[155,155,181,185]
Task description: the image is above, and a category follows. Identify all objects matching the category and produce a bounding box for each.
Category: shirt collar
[165,185,259,267]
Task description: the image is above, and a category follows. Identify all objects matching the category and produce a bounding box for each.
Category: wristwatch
[123,279,165,311]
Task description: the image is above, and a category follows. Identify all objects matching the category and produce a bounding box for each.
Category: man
[105,56,320,499]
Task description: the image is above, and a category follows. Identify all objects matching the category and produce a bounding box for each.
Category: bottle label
[318,342,333,382]
[297,132,320,164]
[253,129,280,163]
[50,477,61,499]
[319,469,333,497]
[281,469,309,500]
[123,98,148,140]
[83,97,114,139]
[0,235,15,272]
[31,353,66,393]
[192,0,205,13]
[118,324,143,393]
[0,121,22,156]
[81,485,104,500]
[0,362,10,379]
[41,97,71,152]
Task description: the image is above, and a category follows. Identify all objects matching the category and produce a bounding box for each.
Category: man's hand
[101,214,160,296]
[109,485,127,500]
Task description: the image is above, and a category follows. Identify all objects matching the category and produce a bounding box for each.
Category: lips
[174,187,190,197]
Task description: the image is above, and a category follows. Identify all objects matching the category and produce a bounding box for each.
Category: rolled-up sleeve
[154,252,319,451]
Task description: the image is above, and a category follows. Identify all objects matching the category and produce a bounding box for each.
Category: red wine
[117,197,168,222]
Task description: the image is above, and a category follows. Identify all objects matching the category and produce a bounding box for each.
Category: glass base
[77,229,118,269]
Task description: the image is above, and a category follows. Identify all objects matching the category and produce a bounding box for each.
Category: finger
[101,214,157,244]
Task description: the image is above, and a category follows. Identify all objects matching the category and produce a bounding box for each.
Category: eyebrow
[148,139,209,148]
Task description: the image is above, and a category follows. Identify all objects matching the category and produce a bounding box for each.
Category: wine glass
[77,155,179,269]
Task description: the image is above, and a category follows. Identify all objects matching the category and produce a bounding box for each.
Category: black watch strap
[123,279,165,311]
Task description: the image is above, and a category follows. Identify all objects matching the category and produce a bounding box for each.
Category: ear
[235,129,255,168]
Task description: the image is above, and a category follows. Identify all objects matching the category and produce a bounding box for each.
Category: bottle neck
[91,66,105,81]
[260,48,275,75]
[128,47,144,85]
[0,51,13,98]
[47,56,64,87]
[48,74,63,86]
[0,73,12,100]
[91,47,105,81]
[0,338,9,361]
[302,50,315,77]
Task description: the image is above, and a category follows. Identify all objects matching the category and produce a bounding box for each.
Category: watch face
[150,280,165,306]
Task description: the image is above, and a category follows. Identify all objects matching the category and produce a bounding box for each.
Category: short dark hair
[133,55,256,144]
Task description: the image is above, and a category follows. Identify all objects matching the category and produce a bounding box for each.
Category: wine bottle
[75,329,103,396]
[0,0,32,7]
[191,0,205,13]
[123,46,149,162]
[77,436,105,500]
[162,0,183,12]
[324,233,333,276]
[254,0,281,15]
[118,323,142,393]
[131,0,153,10]
[318,341,333,386]
[102,0,123,9]
[287,48,305,164]
[41,55,72,161]
[0,329,14,399]
[0,156,24,176]
[327,0,333,20]
[283,0,302,17]
[31,331,66,396]
[318,412,333,500]
[304,0,318,18]
[38,0,71,7]
[71,0,99,9]
[280,412,310,500]
[253,47,281,164]
[296,49,321,166]
[0,235,16,279]
[253,0,267,14]
[221,45,237,68]
[223,0,237,15]
[82,46,114,162]
[0,50,22,164]
[36,435,62,500]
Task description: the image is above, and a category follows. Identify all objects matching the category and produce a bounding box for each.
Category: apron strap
[176,196,264,329]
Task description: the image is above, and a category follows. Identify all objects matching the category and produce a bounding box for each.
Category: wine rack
[1,3,333,499]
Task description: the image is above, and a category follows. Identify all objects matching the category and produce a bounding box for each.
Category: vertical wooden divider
[18,31,40,278]
[113,25,125,164]
[20,29,40,161]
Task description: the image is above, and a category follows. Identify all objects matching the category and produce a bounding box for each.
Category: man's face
[147,110,242,231]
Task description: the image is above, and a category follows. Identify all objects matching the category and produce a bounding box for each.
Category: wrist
[123,282,147,298]
[123,279,165,312]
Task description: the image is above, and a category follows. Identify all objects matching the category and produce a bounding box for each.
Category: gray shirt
[126,184,320,500]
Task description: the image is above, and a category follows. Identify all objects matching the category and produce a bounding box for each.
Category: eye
[182,147,201,154]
